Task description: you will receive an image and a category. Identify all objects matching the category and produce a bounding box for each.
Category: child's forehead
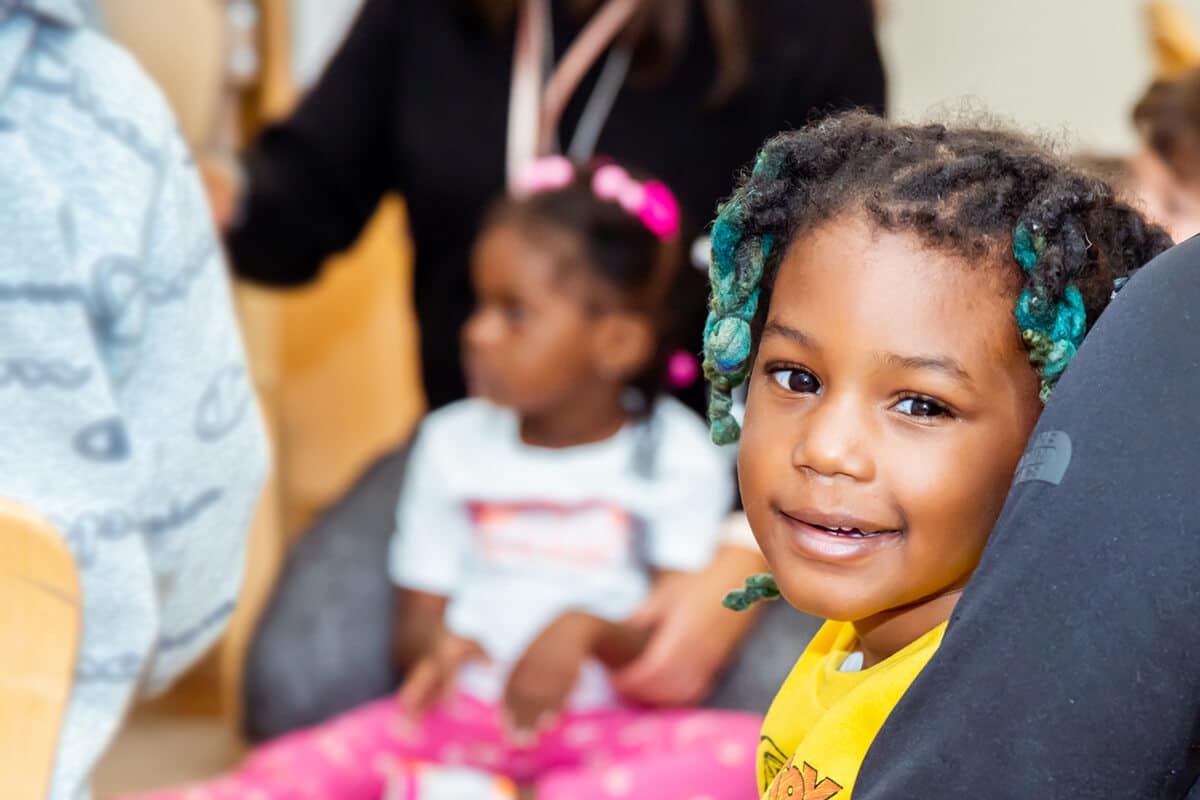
[477,215,579,262]
[474,219,628,305]
[767,215,1023,361]
[780,212,1014,286]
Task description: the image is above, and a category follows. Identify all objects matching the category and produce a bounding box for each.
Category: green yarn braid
[702,150,782,446]
[703,152,788,607]
[722,573,781,611]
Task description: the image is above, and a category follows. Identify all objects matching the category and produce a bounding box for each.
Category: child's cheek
[736,385,789,532]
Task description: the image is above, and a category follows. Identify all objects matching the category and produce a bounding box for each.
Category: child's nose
[790,392,875,482]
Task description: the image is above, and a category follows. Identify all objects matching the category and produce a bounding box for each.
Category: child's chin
[775,577,883,623]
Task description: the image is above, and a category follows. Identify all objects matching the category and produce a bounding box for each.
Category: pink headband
[511,156,681,241]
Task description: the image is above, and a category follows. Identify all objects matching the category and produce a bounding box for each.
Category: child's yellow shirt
[756,619,946,799]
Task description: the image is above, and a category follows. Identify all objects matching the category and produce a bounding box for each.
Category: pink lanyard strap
[506,0,642,192]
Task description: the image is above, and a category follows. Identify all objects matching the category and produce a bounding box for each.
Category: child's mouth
[777,509,902,562]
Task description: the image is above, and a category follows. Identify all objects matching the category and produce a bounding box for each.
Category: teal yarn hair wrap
[1016,282,1086,344]
[707,316,753,375]
[1012,222,1045,272]
[1013,223,1087,398]
[704,289,759,375]
[703,153,785,601]
[1015,288,1055,331]
[703,197,775,446]
[706,389,740,446]
[710,216,742,283]
[752,147,784,181]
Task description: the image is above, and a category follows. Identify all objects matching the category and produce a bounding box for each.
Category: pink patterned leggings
[128,692,762,800]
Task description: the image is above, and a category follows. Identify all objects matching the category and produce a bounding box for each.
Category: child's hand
[502,611,604,742]
[398,630,486,720]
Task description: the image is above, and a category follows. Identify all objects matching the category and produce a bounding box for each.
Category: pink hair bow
[592,164,681,240]
[512,155,574,196]
[513,158,681,241]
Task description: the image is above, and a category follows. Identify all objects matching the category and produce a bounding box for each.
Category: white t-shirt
[389,397,733,709]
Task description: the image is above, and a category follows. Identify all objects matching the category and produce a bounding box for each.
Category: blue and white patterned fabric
[0,1,270,796]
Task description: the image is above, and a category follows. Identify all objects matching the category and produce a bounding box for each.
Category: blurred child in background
[131,159,760,800]
[1132,66,1200,240]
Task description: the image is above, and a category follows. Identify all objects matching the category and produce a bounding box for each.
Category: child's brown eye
[895,396,950,418]
[771,368,821,395]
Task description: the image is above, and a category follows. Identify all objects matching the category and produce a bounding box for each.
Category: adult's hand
[612,543,767,707]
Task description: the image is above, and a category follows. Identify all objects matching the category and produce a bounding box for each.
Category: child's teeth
[815,523,891,538]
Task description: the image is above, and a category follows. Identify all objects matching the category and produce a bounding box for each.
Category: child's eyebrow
[761,320,816,347]
[763,320,973,384]
[879,352,973,384]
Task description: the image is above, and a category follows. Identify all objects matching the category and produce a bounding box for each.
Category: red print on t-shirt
[468,501,634,571]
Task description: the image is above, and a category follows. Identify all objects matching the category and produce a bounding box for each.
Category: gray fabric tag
[1013,430,1072,486]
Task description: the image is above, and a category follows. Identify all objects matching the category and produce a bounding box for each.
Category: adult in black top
[225,0,886,411]
[855,238,1200,798]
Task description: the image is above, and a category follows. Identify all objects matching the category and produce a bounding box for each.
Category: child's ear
[592,312,656,382]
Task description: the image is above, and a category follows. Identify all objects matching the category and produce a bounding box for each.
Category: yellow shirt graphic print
[765,759,844,799]
[757,620,946,798]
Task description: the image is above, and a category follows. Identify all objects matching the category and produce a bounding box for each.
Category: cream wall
[289,0,362,88]
[879,0,1200,154]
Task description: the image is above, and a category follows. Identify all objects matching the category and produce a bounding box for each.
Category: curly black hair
[703,110,1172,445]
